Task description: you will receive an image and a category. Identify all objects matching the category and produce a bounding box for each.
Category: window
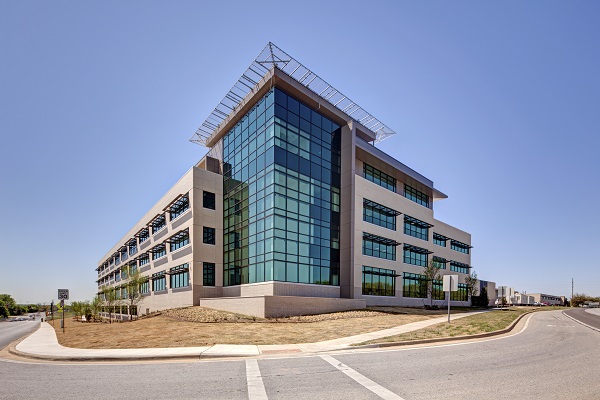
[364,163,396,192]
[402,273,427,298]
[432,279,445,300]
[362,266,396,296]
[169,194,189,220]
[363,199,399,230]
[168,229,189,251]
[451,240,471,254]
[203,191,216,210]
[140,279,149,294]
[152,272,166,292]
[403,245,431,266]
[451,283,468,301]
[362,233,398,260]
[151,244,166,260]
[432,256,447,270]
[139,255,149,266]
[170,264,189,288]
[138,228,149,243]
[129,243,137,256]
[433,233,447,247]
[151,214,166,234]
[450,261,470,274]
[404,184,429,208]
[119,248,128,261]
[404,215,431,241]
[203,227,216,245]
[203,262,215,286]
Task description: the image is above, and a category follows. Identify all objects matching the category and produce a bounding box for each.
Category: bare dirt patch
[50,306,462,348]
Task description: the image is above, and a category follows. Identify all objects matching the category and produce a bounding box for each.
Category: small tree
[124,270,144,321]
[101,287,118,323]
[423,259,442,307]
[90,295,102,322]
[81,300,92,322]
[464,270,479,306]
[472,286,489,308]
[71,301,82,321]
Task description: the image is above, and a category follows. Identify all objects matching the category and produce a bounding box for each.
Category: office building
[96,43,485,318]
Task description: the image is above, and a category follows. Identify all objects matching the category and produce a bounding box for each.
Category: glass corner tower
[222,88,341,287]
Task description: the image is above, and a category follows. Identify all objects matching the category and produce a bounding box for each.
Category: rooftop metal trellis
[190,42,396,146]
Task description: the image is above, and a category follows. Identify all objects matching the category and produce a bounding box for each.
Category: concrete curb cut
[349,311,534,350]
[562,311,600,333]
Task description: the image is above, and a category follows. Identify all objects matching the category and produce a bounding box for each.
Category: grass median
[359,306,565,345]
[48,306,468,349]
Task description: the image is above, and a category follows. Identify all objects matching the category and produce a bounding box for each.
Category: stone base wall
[199,295,366,318]
[220,281,340,298]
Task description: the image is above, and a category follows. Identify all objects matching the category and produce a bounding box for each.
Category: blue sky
[1,1,598,303]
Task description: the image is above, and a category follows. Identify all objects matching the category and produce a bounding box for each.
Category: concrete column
[339,122,356,298]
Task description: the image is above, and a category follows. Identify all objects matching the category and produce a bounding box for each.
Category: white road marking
[246,359,268,400]
[320,354,405,400]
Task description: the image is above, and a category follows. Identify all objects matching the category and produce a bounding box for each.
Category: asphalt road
[0,320,40,350]
[563,307,600,330]
[1,310,599,400]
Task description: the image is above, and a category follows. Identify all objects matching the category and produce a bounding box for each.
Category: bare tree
[423,258,443,307]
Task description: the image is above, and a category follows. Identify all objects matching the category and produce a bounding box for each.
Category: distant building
[96,43,488,318]
[528,293,564,306]
[495,288,565,306]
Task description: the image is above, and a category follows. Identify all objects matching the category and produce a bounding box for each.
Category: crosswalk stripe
[246,359,268,400]
[320,355,406,400]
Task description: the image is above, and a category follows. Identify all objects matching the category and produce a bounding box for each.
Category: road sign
[58,289,69,300]
[443,275,458,292]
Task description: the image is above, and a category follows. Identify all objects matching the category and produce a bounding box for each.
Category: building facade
[96,43,488,318]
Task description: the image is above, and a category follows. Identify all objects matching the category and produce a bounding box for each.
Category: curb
[350,311,534,349]
[562,310,600,333]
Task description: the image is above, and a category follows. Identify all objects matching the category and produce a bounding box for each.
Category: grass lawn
[361,306,565,345]
[48,306,466,349]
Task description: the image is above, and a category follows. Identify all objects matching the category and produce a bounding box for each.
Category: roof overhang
[191,42,395,147]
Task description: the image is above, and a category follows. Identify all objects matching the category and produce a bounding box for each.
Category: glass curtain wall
[222,88,341,286]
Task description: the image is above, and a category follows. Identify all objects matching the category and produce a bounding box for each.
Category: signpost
[58,289,69,333]
[443,275,459,323]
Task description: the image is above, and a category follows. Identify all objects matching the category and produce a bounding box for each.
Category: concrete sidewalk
[13,312,483,361]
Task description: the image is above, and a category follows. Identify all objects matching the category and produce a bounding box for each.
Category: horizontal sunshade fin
[450,261,471,268]
[363,199,402,216]
[363,232,401,246]
[170,263,189,274]
[162,193,187,211]
[166,229,189,244]
[403,244,433,254]
[451,239,473,249]
[135,228,149,237]
[404,215,434,228]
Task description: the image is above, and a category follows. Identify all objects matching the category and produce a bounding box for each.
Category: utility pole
[572,278,574,301]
